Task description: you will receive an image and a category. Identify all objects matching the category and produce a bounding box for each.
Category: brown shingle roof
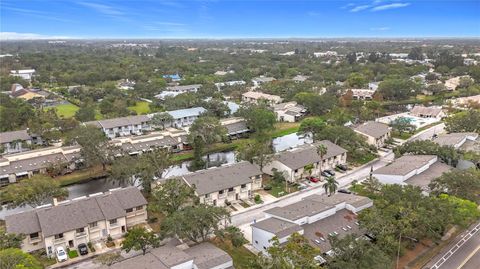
[354,121,390,139]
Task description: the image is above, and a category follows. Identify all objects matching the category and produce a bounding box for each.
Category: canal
[0,132,312,219]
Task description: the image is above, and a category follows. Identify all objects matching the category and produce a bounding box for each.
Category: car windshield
[58,250,65,255]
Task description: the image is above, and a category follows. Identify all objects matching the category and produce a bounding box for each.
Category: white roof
[167,107,206,119]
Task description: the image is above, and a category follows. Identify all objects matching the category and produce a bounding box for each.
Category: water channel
[0,132,312,219]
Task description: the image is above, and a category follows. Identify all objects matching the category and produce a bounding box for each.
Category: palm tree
[323,176,339,196]
[316,144,327,179]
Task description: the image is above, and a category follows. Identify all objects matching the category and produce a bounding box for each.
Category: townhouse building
[0,129,43,154]
[85,115,151,139]
[353,121,391,148]
[262,140,347,182]
[5,187,148,256]
[163,107,206,128]
[182,161,263,206]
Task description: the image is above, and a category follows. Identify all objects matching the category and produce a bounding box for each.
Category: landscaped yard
[45,103,80,118]
[54,165,109,186]
[263,178,298,197]
[128,101,151,115]
[211,239,256,269]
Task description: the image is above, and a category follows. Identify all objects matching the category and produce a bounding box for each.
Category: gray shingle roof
[354,121,390,139]
[304,193,372,209]
[410,105,443,117]
[182,161,262,195]
[433,133,478,147]
[0,129,31,144]
[5,210,41,235]
[274,140,347,170]
[0,152,68,175]
[223,121,249,135]
[92,115,150,129]
[107,253,167,269]
[5,187,147,237]
[166,84,202,92]
[251,217,302,238]
[184,242,232,269]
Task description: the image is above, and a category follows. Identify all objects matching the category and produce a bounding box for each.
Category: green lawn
[45,103,80,118]
[128,101,151,115]
[211,240,256,269]
[263,178,298,197]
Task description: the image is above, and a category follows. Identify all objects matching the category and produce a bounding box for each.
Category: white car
[56,246,68,262]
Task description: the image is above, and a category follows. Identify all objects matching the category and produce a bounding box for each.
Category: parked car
[78,243,88,256]
[338,189,352,194]
[298,183,308,190]
[321,171,331,177]
[263,185,272,191]
[336,164,348,171]
[325,169,335,176]
[307,176,320,183]
[56,246,68,262]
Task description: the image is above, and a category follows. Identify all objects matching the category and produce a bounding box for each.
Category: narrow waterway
[0,132,310,219]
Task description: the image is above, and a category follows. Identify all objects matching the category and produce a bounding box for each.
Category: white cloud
[350,5,371,12]
[0,32,72,40]
[370,27,391,31]
[77,2,124,16]
[371,2,410,11]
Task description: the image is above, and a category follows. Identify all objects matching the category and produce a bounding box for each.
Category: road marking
[456,245,480,269]
[430,222,480,269]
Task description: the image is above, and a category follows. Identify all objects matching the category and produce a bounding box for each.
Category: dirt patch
[397,239,434,269]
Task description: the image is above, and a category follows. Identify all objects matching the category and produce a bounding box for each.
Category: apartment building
[241,91,282,106]
[273,101,306,122]
[219,117,250,138]
[85,115,151,139]
[182,161,263,206]
[0,145,81,186]
[353,121,391,148]
[163,107,206,128]
[0,129,43,154]
[5,187,148,256]
[262,141,347,182]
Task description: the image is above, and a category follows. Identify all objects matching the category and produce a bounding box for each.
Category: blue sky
[1,0,479,39]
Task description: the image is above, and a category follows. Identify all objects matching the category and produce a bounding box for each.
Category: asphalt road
[231,151,394,226]
[410,123,446,142]
[424,220,480,269]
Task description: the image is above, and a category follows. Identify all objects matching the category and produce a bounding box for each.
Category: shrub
[87,242,95,252]
[68,249,79,259]
[254,194,262,204]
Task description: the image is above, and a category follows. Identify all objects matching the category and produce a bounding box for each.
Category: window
[48,246,52,254]
[294,169,298,173]
[241,184,246,188]
[90,222,98,228]
[205,194,209,198]
[76,228,84,233]
[228,187,234,192]
[30,232,39,239]
[109,219,118,225]
[54,233,63,239]
[219,190,224,195]
[136,206,143,210]
[255,240,258,244]
[126,208,133,213]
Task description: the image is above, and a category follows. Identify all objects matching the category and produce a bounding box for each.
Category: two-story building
[409,105,446,119]
[181,161,263,206]
[10,69,36,81]
[353,121,391,148]
[0,129,43,154]
[273,101,306,122]
[262,141,347,182]
[251,76,276,87]
[85,115,151,139]
[162,107,206,128]
[5,187,148,256]
[219,117,250,139]
[350,89,376,100]
[0,145,81,186]
[241,91,282,106]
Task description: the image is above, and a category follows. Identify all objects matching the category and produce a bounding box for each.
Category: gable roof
[373,155,437,176]
[0,129,32,144]
[166,84,202,92]
[93,115,151,129]
[242,91,282,102]
[433,133,479,148]
[354,121,390,139]
[265,200,335,221]
[410,105,443,117]
[166,107,206,119]
[182,161,262,195]
[5,187,147,237]
[274,140,347,170]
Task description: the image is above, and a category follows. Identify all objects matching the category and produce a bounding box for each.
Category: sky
[0,0,479,39]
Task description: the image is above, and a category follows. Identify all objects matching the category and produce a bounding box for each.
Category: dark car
[321,171,331,177]
[78,243,88,256]
[325,169,335,176]
[338,189,352,194]
[336,164,348,171]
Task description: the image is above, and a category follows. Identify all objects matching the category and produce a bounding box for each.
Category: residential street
[231,151,394,227]
[410,123,446,142]
[424,220,480,269]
